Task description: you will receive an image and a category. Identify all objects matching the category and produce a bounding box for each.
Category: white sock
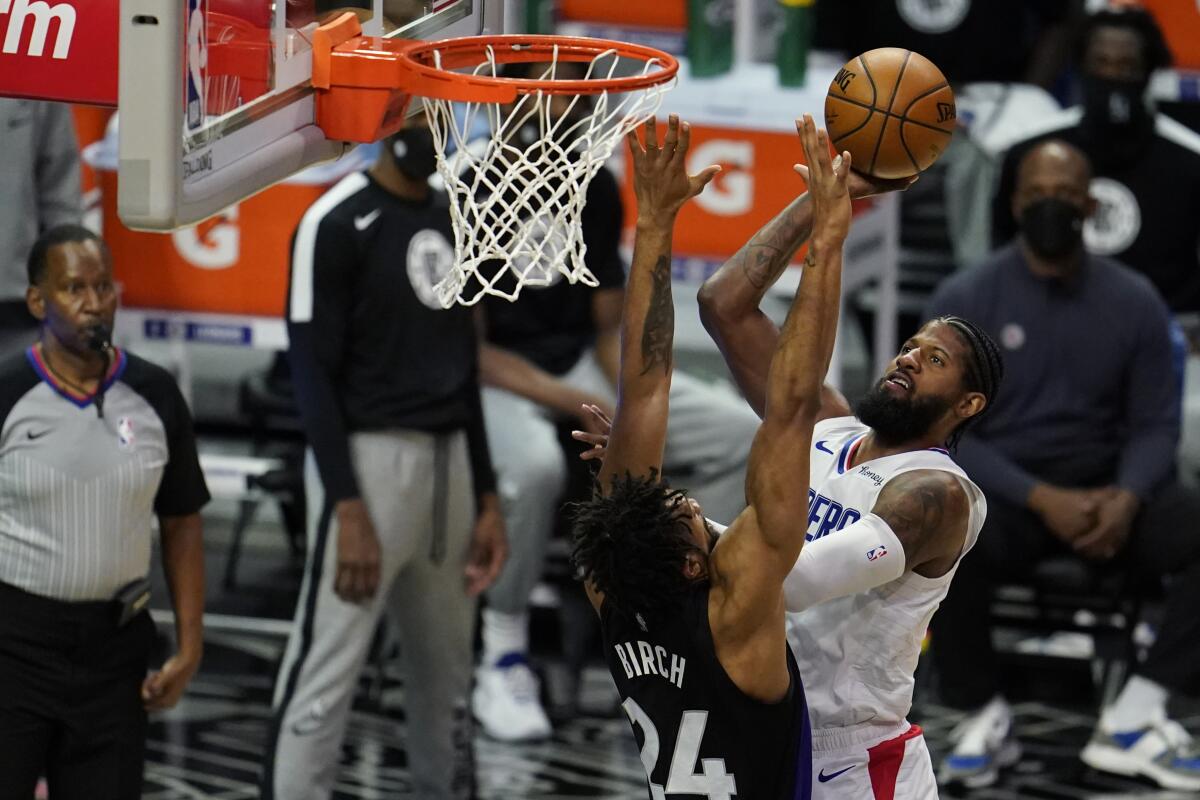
[1102,675,1169,732]
[481,608,528,667]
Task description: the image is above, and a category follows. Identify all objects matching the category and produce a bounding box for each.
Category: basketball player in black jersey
[571,114,852,799]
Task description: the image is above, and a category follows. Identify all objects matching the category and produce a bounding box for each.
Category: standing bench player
[571,114,852,799]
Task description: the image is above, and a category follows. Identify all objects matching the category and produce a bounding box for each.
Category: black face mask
[1081,75,1150,132]
[1019,198,1085,260]
[390,127,438,180]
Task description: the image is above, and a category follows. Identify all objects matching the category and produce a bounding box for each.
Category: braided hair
[569,470,703,621]
[936,316,1004,450]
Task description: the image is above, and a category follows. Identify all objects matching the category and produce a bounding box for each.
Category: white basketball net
[421,45,675,307]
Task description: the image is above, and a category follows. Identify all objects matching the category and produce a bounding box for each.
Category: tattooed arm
[597,116,719,492]
[698,141,912,419]
[704,118,851,689]
[713,117,850,582]
[697,193,852,421]
[871,469,971,579]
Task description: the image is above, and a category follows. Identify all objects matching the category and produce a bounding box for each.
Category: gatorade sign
[621,124,815,260]
[172,206,241,270]
[688,139,753,216]
[100,171,324,317]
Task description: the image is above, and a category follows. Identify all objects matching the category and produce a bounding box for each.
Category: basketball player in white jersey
[576,162,1004,797]
[698,159,1004,796]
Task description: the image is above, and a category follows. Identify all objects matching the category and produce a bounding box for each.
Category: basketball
[824,48,956,180]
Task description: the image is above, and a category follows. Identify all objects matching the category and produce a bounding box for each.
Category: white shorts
[810,724,938,800]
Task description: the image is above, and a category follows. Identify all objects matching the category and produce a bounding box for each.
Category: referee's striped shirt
[0,347,209,601]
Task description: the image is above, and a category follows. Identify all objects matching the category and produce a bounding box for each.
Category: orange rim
[395,34,679,103]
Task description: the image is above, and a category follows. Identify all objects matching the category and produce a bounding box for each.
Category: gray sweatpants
[263,429,477,799]
[483,351,759,614]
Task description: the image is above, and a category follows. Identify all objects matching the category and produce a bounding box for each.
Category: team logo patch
[117,417,135,449]
[896,0,970,34]
[406,229,457,310]
[1085,177,1141,256]
[1000,322,1025,351]
[866,545,889,562]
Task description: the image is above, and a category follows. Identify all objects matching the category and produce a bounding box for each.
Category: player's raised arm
[714,116,851,588]
[695,179,832,422]
[697,137,910,421]
[596,115,719,490]
[745,115,849,555]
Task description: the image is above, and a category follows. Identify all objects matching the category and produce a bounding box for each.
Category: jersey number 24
[622,697,738,799]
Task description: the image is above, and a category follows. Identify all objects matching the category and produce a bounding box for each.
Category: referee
[0,225,209,798]
[262,113,507,800]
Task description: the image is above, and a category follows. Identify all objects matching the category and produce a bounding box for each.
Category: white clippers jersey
[788,416,986,738]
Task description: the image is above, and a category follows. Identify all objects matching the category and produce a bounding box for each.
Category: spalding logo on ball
[824,48,955,180]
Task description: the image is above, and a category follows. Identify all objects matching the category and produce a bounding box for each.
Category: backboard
[117,0,502,231]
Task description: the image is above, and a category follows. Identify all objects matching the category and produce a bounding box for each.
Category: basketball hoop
[395,35,679,307]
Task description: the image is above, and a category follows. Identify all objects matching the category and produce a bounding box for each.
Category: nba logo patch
[117,417,135,449]
[866,545,888,562]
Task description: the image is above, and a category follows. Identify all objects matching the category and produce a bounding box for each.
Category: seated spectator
[990,6,1200,313]
[926,140,1200,791]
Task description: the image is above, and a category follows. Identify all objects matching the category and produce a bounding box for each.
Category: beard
[855,380,954,446]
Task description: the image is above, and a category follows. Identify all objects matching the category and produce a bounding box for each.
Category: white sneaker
[938,696,1021,788]
[1081,716,1200,791]
[472,653,552,742]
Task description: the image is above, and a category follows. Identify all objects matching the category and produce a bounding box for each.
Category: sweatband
[784,513,906,612]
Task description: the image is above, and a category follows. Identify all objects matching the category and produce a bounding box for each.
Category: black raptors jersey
[600,584,813,799]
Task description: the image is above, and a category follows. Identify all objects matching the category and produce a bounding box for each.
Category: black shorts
[0,580,154,800]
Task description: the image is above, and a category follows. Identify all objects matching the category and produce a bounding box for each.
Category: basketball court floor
[141,499,1200,800]
[141,647,1200,799]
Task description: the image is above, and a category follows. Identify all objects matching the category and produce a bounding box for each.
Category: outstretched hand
[571,403,613,462]
[794,114,853,243]
[628,114,721,226]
